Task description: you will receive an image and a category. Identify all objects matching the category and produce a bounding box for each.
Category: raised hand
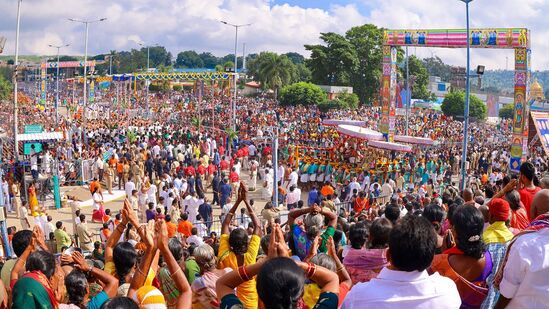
[155,220,169,251]
[71,251,89,272]
[327,236,337,258]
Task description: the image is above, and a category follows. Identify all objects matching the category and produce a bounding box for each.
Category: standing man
[54,221,72,253]
[105,163,114,195]
[2,177,11,213]
[11,180,22,218]
[219,178,232,208]
[211,172,221,206]
[198,197,213,232]
[95,155,105,182]
[76,214,94,251]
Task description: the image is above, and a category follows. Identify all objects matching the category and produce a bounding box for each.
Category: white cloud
[0,0,547,70]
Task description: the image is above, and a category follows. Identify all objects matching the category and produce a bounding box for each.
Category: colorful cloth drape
[12,271,58,309]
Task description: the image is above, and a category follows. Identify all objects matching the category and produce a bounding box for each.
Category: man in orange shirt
[165,215,178,238]
[177,213,193,238]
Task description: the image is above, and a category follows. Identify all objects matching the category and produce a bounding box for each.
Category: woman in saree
[430,205,492,309]
[28,182,47,232]
[91,187,106,222]
[11,228,59,309]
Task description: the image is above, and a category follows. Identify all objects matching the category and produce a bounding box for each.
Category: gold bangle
[136,267,146,277]
[170,267,182,279]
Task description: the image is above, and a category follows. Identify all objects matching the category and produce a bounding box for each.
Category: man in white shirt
[286,185,301,210]
[494,190,549,308]
[342,215,460,309]
[287,168,299,189]
[348,177,361,195]
[186,193,200,224]
[125,179,136,198]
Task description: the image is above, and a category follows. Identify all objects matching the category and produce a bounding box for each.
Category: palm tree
[258,53,293,98]
[224,127,239,156]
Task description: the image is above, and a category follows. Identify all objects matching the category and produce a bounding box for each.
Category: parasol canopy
[394,135,434,146]
[336,125,384,141]
[367,140,413,152]
[323,119,366,127]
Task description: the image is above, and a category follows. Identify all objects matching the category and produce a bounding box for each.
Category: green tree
[305,32,357,86]
[441,90,487,120]
[257,53,295,97]
[223,61,235,71]
[318,99,348,112]
[295,63,312,83]
[145,46,171,68]
[175,50,204,68]
[59,56,78,62]
[199,52,219,68]
[0,74,11,101]
[305,24,385,105]
[422,56,453,82]
[499,104,514,119]
[400,55,431,100]
[279,82,327,106]
[336,92,359,109]
[345,24,384,105]
[285,52,305,64]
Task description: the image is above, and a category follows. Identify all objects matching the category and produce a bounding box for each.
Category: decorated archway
[380,28,531,172]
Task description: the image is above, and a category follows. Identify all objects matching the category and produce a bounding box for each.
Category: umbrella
[336,125,384,141]
[394,135,434,146]
[368,140,412,152]
[323,119,367,127]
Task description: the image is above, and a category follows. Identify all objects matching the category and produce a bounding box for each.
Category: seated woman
[343,218,392,284]
[430,205,491,308]
[216,224,340,309]
[217,183,262,309]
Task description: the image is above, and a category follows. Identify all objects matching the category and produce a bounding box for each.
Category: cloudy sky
[1,0,548,70]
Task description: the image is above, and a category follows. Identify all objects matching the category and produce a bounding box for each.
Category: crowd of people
[0,81,547,308]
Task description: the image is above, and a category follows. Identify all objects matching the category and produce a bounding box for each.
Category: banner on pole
[89,80,95,103]
[40,67,46,105]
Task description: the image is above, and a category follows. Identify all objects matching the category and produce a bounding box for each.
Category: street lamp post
[13,0,22,161]
[459,0,473,191]
[48,43,70,129]
[133,41,157,117]
[68,17,107,146]
[220,21,251,131]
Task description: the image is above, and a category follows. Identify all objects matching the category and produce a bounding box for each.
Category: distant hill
[0,55,85,63]
[480,70,549,96]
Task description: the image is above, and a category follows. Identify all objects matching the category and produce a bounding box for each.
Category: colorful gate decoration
[381,28,531,172]
[40,60,96,106]
[133,72,231,81]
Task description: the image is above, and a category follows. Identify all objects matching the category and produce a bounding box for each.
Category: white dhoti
[310,173,317,182]
[300,173,309,183]
[249,172,257,190]
[317,173,325,183]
